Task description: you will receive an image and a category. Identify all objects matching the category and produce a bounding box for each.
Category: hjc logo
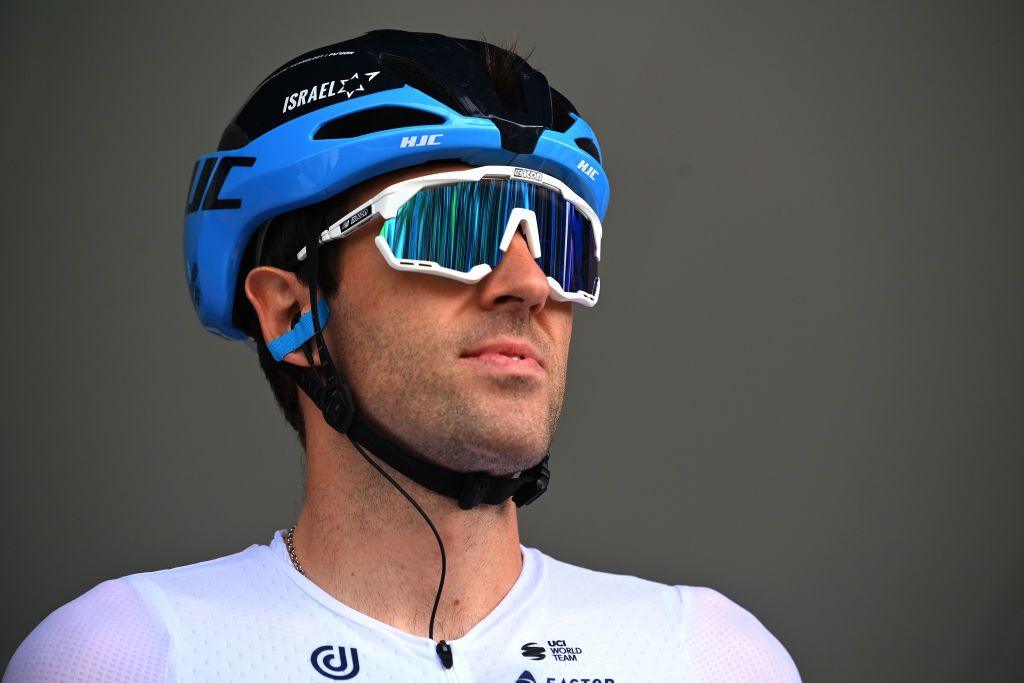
[185,156,256,213]
[310,645,360,680]
[400,133,443,148]
[576,160,599,180]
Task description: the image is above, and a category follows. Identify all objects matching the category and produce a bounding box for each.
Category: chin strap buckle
[455,454,551,510]
[512,455,550,508]
[322,382,355,434]
[457,473,487,510]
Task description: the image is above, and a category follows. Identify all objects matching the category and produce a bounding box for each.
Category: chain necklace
[285,525,305,576]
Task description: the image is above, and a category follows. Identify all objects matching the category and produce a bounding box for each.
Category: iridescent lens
[534,193,598,297]
[380,181,503,272]
[379,178,599,297]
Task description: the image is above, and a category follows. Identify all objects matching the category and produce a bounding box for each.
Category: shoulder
[4,578,170,682]
[530,547,683,609]
[4,543,269,683]
[528,549,801,682]
[677,585,802,682]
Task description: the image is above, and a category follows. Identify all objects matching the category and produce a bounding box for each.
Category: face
[324,163,574,476]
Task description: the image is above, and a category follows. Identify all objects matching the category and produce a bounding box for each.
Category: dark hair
[235,191,353,449]
[238,37,533,448]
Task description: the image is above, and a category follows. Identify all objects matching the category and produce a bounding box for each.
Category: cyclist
[5,30,800,682]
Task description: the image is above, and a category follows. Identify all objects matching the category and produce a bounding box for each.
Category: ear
[244,266,321,367]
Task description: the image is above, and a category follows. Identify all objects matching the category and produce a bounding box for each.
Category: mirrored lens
[381,181,505,272]
[534,194,599,297]
[379,178,599,296]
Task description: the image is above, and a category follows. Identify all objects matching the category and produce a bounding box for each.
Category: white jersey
[5,531,800,682]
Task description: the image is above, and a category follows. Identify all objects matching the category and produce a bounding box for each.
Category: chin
[417,427,552,477]
[461,430,552,476]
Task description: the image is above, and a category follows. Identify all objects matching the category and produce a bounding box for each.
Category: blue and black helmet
[184,29,610,341]
[184,30,610,510]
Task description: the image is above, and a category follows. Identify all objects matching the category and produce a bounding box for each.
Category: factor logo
[310,645,360,680]
[516,671,537,683]
[521,642,547,660]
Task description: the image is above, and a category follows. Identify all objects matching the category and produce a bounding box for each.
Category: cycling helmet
[183,30,609,509]
[184,29,609,341]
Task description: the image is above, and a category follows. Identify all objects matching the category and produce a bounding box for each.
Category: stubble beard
[329,298,567,477]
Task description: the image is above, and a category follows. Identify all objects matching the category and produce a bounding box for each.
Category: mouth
[459,340,544,374]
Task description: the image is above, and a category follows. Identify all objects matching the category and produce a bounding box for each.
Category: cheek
[547,304,574,362]
[333,277,454,386]
[329,296,421,406]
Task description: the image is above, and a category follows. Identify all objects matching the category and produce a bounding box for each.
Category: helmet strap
[272,207,550,510]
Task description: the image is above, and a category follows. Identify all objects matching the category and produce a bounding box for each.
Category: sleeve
[3,578,171,683]
[677,585,802,683]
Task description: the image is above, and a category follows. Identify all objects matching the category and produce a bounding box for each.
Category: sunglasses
[297,165,602,306]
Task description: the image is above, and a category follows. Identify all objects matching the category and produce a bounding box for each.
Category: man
[5,30,800,682]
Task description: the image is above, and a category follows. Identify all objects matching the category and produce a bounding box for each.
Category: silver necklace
[285,525,306,576]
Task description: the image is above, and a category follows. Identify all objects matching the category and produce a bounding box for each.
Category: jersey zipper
[435,640,454,669]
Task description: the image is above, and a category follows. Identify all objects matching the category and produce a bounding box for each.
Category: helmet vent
[550,89,578,133]
[379,54,465,113]
[574,137,601,163]
[314,106,447,139]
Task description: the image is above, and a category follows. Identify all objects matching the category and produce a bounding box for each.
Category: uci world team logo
[310,645,360,680]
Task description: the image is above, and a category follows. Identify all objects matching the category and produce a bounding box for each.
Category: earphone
[291,311,317,367]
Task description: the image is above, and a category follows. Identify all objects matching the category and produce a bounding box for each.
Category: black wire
[349,436,448,641]
[302,208,447,642]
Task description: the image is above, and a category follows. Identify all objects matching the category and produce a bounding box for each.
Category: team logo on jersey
[310,645,360,680]
[515,672,613,683]
[521,639,584,662]
[546,639,584,662]
[521,642,546,660]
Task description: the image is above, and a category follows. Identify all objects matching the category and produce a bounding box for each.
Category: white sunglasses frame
[296,165,602,306]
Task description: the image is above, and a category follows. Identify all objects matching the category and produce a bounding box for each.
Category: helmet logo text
[400,134,443,148]
[185,156,256,213]
[282,72,378,113]
[577,160,599,181]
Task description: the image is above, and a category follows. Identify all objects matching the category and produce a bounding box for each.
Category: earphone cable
[348,436,448,642]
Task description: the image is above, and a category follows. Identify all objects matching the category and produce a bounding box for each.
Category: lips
[460,339,544,373]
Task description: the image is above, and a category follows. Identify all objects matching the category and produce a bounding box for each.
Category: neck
[291,424,524,641]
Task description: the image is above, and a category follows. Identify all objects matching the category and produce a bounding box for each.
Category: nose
[477,227,550,313]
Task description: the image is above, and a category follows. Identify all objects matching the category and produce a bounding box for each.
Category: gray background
[1,1,1021,681]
